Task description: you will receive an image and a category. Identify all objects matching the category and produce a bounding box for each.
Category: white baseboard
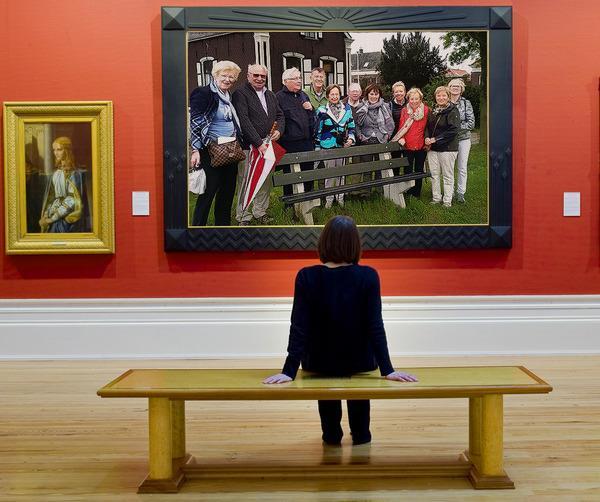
[1,295,599,359]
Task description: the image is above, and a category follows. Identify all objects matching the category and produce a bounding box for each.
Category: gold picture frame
[3,101,114,254]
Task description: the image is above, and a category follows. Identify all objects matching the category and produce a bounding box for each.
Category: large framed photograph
[3,102,114,254]
[162,6,512,251]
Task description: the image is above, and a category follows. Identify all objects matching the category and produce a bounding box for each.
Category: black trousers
[404,149,427,197]
[192,149,238,226]
[278,138,314,195]
[318,400,371,445]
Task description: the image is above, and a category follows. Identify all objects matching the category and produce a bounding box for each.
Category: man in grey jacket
[232,64,285,225]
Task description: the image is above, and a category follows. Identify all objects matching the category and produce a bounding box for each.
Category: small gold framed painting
[3,101,114,254]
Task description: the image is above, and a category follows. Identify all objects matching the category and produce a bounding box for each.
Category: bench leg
[379,152,414,207]
[468,397,482,465]
[138,398,188,493]
[467,394,514,489]
[171,400,186,459]
[381,168,405,208]
[149,397,172,479]
[290,162,318,225]
[295,200,318,225]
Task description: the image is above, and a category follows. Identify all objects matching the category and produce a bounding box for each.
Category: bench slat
[272,158,409,186]
[280,172,431,204]
[97,366,552,400]
[278,142,402,165]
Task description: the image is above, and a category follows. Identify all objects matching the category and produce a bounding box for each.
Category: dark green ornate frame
[162,6,512,251]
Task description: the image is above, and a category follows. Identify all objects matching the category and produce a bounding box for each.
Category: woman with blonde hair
[388,81,408,176]
[39,136,90,233]
[392,87,429,197]
[424,86,460,207]
[388,81,407,130]
[189,60,243,226]
[448,78,475,204]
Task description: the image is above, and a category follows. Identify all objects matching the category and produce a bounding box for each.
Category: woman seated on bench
[263,216,418,445]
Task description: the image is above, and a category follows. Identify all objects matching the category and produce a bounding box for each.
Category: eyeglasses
[285,77,302,81]
[251,73,267,79]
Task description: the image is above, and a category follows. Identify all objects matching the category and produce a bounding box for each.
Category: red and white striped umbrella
[241,140,286,212]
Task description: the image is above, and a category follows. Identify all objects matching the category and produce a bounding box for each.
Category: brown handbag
[207,139,245,167]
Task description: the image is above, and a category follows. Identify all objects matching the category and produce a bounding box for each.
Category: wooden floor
[1,355,599,501]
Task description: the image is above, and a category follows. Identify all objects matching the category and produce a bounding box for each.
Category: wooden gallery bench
[272,142,431,224]
[97,366,551,493]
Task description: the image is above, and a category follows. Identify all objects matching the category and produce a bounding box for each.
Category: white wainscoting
[0,296,599,359]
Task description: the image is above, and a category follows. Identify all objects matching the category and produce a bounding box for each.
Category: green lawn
[189,141,488,227]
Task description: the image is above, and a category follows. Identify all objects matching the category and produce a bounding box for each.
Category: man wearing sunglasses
[232,63,285,226]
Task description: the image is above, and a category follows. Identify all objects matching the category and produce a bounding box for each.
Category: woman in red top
[392,87,429,198]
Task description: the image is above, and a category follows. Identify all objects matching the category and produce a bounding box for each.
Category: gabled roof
[445,68,469,78]
[350,51,381,72]
[188,32,232,42]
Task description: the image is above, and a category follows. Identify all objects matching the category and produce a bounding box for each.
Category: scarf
[328,101,344,120]
[365,98,389,136]
[210,80,241,130]
[432,102,451,116]
[391,103,425,143]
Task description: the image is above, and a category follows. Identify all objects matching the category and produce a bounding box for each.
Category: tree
[378,32,447,91]
[443,32,487,143]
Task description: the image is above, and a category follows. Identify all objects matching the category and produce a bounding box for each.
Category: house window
[320,57,337,87]
[253,33,272,89]
[197,57,215,87]
[301,32,322,40]
[282,52,305,84]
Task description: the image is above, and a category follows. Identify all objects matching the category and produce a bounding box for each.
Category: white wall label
[563,192,580,217]
[132,191,150,216]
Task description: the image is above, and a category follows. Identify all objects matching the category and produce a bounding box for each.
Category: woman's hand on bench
[385,371,419,382]
[263,373,293,384]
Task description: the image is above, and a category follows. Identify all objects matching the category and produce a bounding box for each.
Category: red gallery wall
[0,0,599,299]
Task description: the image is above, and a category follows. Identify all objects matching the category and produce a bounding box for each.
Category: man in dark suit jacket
[232,64,285,225]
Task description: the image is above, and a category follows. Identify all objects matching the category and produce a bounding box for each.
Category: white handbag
[188,169,206,195]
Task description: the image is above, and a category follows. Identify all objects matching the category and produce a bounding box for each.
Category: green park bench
[272,142,430,224]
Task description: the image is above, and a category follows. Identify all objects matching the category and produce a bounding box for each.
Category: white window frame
[300,32,323,40]
[253,33,272,90]
[197,57,215,87]
[282,52,306,86]
[319,56,339,90]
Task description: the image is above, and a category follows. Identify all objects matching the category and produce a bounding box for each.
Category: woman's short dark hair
[363,83,382,99]
[325,84,342,98]
[317,216,362,264]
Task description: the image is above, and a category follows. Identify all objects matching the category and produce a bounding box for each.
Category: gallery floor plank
[0,356,599,501]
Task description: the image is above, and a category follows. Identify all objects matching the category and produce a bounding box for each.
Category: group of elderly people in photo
[189,60,475,226]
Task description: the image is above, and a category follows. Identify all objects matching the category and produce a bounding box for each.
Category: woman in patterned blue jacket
[314,84,356,209]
